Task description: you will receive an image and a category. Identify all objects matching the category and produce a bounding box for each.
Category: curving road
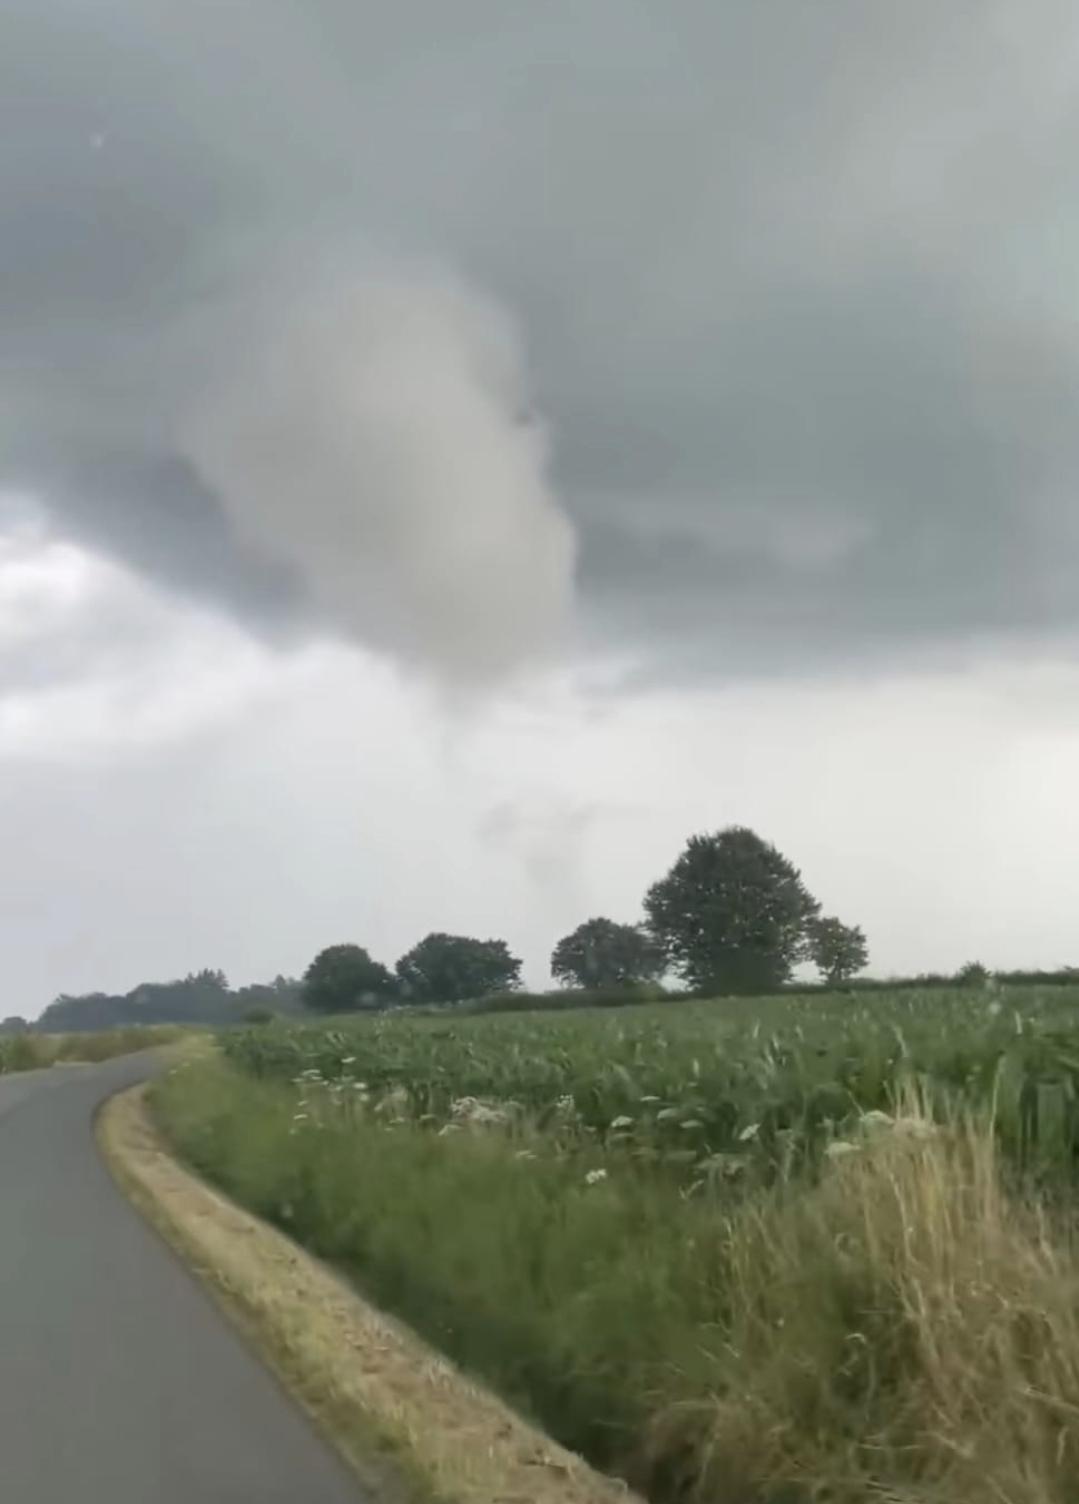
[0,1053,365,1503]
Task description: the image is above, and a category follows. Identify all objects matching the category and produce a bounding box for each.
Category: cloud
[476,796,608,927]
[2,0,1079,682]
[0,516,307,761]
[181,265,576,679]
[3,528,1079,1008]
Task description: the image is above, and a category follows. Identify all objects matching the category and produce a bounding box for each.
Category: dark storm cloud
[2,0,1078,679]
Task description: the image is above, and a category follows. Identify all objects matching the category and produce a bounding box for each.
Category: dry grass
[143,1046,1079,1504]
[645,1111,1079,1504]
[96,1083,642,1504]
[0,1024,186,1074]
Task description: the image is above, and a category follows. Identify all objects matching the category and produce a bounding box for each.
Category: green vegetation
[395,932,522,1003]
[154,986,1079,1502]
[645,826,823,994]
[27,813,1079,1495]
[806,914,869,985]
[212,988,1079,1183]
[0,1024,182,1074]
[25,969,305,1034]
[300,943,398,1014]
[550,917,664,990]
[294,822,866,1016]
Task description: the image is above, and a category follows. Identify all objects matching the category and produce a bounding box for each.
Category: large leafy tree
[550,917,664,989]
[395,932,522,1004]
[807,915,869,985]
[302,944,397,1013]
[644,826,820,995]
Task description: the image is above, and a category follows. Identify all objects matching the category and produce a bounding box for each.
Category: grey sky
[2,2,1079,1010]
[3,1,1079,679]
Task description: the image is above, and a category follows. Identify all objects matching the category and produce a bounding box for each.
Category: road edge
[96,1082,641,1504]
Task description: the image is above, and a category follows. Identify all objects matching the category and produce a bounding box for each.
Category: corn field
[218,987,1079,1184]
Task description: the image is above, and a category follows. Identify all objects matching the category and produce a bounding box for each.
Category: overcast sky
[3,1,1079,1013]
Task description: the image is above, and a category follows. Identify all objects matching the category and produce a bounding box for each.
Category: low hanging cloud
[180,267,576,680]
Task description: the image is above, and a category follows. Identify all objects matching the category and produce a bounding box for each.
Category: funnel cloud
[3,1,1079,682]
[181,267,575,679]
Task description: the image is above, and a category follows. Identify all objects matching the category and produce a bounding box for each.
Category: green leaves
[807,916,869,985]
[644,826,824,995]
[222,983,1079,1188]
[301,944,397,1013]
[550,918,665,990]
[395,933,522,1005]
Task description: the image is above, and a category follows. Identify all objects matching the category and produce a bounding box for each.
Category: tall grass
[0,1024,182,1074]
[650,1103,1079,1503]
[154,1055,1079,1503]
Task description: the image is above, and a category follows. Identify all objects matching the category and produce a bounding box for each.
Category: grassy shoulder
[0,1024,185,1074]
[148,1052,1079,1504]
[98,1073,637,1504]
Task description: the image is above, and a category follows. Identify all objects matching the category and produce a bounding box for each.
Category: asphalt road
[0,1053,366,1503]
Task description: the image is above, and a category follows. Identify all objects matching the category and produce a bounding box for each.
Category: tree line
[302,825,869,1012]
[1,970,305,1036]
[13,823,1074,1033]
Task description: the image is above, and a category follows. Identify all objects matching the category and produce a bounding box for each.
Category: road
[0,1053,365,1503]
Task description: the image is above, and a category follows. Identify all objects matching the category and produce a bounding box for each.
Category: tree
[644,826,820,995]
[807,915,869,985]
[37,969,239,1032]
[395,933,521,1004]
[956,960,991,989]
[302,944,397,1013]
[233,975,305,1018]
[550,917,665,990]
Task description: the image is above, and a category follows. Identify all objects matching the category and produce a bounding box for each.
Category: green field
[219,987,1079,1182]
[153,988,1079,1503]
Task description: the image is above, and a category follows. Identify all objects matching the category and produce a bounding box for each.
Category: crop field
[154,987,1079,1503]
[220,986,1079,1182]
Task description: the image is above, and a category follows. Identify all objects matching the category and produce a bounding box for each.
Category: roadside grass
[152,1053,1079,1504]
[100,1079,638,1504]
[0,1024,185,1074]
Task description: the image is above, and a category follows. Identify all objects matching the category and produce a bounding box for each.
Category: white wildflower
[825,1140,859,1159]
[610,1115,633,1130]
[584,1168,608,1185]
[450,1096,511,1126]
